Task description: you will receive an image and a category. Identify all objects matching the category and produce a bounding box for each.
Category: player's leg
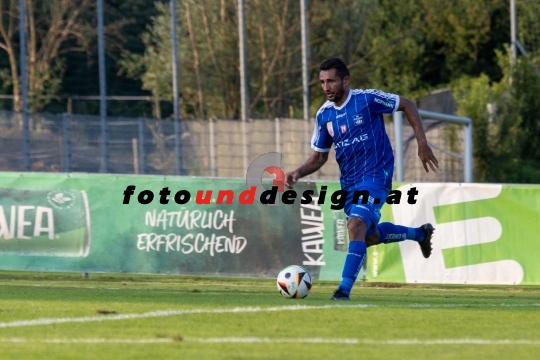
[371,222,435,258]
[331,185,386,300]
[376,222,426,243]
[331,217,368,301]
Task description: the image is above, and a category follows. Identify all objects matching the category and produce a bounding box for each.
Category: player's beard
[328,86,345,103]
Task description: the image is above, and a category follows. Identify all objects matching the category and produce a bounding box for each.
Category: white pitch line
[185,338,540,345]
[1,337,540,345]
[0,303,538,329]
[393,303,540,307]
[0,304,369,329]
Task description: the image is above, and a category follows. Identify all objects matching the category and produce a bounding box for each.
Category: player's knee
[365,232,379,247]
[347,217,367,230]
[347,217,368,240]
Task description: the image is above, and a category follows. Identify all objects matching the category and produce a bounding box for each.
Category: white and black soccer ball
[276,265,312,299]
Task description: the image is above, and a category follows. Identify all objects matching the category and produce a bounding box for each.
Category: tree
[453,49,540,183]
[0,0,97,112]
[0,0,137,115]
[120,0,515,120]
[137,0,231,120]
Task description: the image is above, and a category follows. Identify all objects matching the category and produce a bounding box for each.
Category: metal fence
[0,110,468,182]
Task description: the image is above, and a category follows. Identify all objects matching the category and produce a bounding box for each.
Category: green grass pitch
[0,271,539,360]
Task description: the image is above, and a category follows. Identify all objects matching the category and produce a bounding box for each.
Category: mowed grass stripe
[1,302,539,329]
[0,304,370,328]
[1,337,540,345]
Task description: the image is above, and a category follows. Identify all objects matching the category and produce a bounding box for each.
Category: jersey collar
[332,89,352,111]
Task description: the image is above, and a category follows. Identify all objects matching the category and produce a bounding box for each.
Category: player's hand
[418,143,439,173]
[285,171,300,189]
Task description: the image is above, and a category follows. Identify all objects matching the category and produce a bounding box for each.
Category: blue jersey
[311,89,399,190]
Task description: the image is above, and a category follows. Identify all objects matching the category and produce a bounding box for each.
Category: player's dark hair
[319,58,350,79]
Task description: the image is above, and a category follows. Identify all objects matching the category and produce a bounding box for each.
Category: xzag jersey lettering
[311,89,398,190]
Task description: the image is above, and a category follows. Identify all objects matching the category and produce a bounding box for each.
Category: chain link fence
[0,110,466,182]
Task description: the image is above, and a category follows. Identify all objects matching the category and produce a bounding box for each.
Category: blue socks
[376,222,424,244]
[338,224,425,295]
[339,241,367,295]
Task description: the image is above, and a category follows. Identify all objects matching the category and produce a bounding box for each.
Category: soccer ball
[276,265,312,299]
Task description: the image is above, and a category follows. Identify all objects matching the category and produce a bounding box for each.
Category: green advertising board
[0,172,539,285]
[0,173,321,278]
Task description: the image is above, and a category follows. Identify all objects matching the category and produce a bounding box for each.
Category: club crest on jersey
[353,114,363,125]
[326,122,334,137]
[341,125,347,134]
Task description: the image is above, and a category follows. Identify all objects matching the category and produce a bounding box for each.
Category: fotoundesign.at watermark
[122,152,420,209]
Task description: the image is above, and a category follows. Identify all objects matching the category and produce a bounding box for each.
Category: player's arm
[285,151,329,188]
[397,96,439,173]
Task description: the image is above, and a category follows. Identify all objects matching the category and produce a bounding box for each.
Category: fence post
[300,0,310,160]
[465,122,473,182]
[209,118,216,177]
[238,0,249,174]
[62,113,71,172]
[19,0,30,171]
[138,117,146,174]
[171,0,182,175]
[132,138,139,174]
[275,117,281,153]
[97,0,108,173]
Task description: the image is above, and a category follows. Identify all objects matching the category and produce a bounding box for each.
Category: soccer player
[284,58,439,301]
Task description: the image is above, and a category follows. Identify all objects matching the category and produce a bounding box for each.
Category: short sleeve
[364,89,399,114]
[311,115,333,152]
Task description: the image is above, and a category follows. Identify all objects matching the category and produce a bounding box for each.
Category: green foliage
[118,2,173,100]
[0,68,12,91]
[423,0,505,78]
[118,0,515,119]
[453,74,493,181]
[118,1,240,119]
[27,58,66,113]
[454,49,540,183]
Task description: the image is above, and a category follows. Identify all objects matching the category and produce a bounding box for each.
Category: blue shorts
[343,183,390,237]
